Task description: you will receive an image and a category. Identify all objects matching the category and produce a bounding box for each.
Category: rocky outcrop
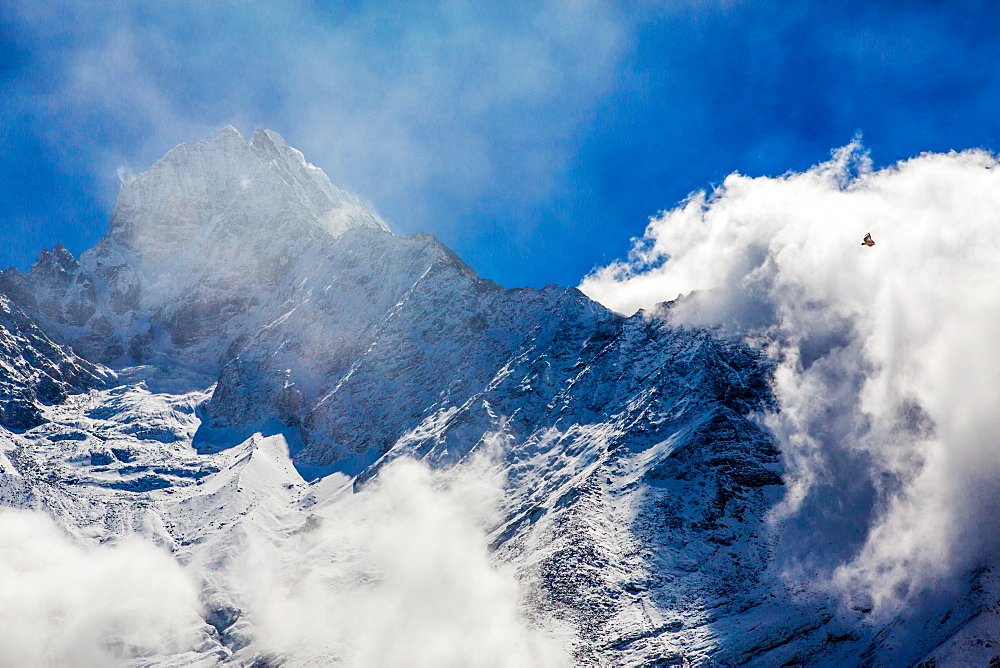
[0,294,114,430]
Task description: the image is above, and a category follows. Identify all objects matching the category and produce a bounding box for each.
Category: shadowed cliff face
[0,294,114,430]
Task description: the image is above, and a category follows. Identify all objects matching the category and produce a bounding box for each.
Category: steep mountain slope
[0,293,114,430]
[1,128,997,666]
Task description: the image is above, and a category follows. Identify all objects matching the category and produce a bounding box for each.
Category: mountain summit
[110,126,386,260]
[1,127,389,366]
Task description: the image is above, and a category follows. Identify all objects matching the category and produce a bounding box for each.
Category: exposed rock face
[0,294,114,430]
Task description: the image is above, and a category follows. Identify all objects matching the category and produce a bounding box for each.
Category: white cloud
[0,454,570,666]
[0,509,204,666]
[581,142,1000,608]
[234,456,571,667]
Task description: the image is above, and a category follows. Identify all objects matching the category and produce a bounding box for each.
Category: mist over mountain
[1,129,997,666]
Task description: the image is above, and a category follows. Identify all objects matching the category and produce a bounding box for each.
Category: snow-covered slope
[2,128,997,666]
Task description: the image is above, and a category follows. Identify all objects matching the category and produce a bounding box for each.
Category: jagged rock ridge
[0,293,114,430]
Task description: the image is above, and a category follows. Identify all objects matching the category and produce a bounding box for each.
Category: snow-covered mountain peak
[248,126,297,163]
[216,123,243,140]
[0,128,398,366]
[69,128,392,356]
[107,126,387,262]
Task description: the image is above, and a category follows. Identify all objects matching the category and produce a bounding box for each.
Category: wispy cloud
[0,456,570,665]
[2,1,627,257]
[232,456,570,666]
[581,142,1000,609]
[0,509,203,665]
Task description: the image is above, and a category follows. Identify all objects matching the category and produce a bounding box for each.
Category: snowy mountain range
[1,127,996,666]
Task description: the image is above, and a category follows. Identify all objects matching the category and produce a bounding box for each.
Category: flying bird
[862,233,875,247]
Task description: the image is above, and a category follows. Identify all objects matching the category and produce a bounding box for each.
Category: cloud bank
[0,509,203,666]
[581,142,1000,607]
[0,456,568,666]
[235,457,569,667]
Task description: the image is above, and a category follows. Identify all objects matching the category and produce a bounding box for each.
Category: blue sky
[2,1,999,288]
